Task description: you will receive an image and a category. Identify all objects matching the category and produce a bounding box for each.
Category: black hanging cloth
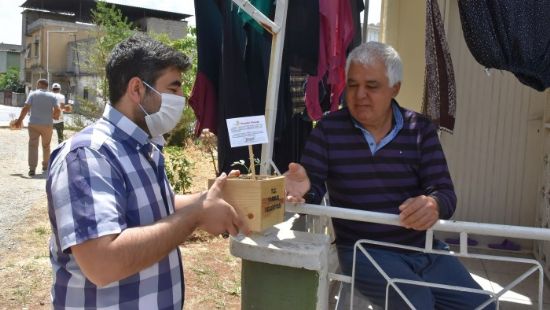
[458,0,550,91]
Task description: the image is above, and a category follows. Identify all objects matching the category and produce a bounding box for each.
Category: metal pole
[46,30,50,83]
[259,0,288,175]
[231,0,280,34]
[362,0,370,43]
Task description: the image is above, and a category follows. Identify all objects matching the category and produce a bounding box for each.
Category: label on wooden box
[258,178,285,231]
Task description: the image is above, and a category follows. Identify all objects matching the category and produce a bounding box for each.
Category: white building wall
[0,52,7,73]
[534,86,550,272]
[141,17,187,40]
[366,24,380,42]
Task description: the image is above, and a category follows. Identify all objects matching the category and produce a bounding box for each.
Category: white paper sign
[226,115,269,148]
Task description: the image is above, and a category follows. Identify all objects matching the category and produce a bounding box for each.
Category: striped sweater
[300,105,456,248]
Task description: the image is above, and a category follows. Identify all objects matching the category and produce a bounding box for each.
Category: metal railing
[286,202,550,309]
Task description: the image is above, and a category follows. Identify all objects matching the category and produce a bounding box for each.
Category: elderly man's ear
[392,82,401,98]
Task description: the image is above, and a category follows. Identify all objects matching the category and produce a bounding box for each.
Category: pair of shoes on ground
[445,237,479,246]
[488,239,521,251]
[28,167,48,176]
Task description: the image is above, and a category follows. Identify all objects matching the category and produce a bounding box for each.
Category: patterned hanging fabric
[422,0,457,132]
[188,0,222,136]
[305,0,354,121]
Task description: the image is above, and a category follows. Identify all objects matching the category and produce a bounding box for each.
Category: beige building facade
[20,0,190,105]
[23,18,95,100]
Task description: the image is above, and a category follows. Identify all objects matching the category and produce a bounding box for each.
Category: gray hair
[345,41,403,87]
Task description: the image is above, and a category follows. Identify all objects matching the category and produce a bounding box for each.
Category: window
[25,44,31,58]
[83,87,89,100]
[34,41,39,58]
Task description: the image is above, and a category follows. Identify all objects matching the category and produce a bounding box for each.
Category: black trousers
[53,122,64,143]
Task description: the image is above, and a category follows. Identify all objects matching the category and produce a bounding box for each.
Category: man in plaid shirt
[46,34,249,309]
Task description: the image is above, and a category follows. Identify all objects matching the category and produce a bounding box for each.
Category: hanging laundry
[244,13,272,121]
[348,0,365,51]
[305,0,355,121]
[458,0,550,91]
[188,0,222,136]
[217,0,261,174]
[237,0,273,34]
[274,0,318,146]
[422,0,457,132]
[198,0,319,173]
[283,0,320,75]
[272,0,318,170]
[289,67,308,113]
[272,112,313,176]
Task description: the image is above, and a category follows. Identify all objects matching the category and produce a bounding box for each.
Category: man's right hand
[198,172,250,237]
[13,119,22,129]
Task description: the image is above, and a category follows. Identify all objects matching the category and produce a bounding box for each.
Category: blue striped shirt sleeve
[301,122,329,204]
[419,121,457,219]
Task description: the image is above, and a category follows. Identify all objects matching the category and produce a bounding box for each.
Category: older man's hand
[283,163,310,203]
[398,195,439,230]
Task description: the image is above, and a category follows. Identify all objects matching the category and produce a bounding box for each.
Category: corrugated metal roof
[0,43,23,52]
[20,0,191,23]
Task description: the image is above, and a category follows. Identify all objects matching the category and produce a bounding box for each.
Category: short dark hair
[37,79,48,87]
[105,33,191,105]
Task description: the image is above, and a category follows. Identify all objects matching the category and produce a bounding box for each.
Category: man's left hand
[398,195,439,230]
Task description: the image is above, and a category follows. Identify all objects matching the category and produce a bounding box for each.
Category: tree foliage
[151,28,198,147]
[150,27,197,98]
[84,0,135,105]
[163,146,194,193]
[0,67,25,92]
[76,1,198,148]
[70,2,199,188]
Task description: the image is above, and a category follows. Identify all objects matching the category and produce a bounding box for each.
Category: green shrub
[166,105,196,148]
[164,146,193,194]
[75,97,104,120]
[64,97,104,130]
[0,67,25,92]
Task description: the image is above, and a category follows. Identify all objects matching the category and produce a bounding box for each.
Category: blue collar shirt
[352,101,404,155]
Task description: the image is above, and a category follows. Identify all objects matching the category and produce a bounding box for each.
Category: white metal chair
[287,203,548,310]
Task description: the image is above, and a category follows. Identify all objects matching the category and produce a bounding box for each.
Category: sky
[0,0,380,46]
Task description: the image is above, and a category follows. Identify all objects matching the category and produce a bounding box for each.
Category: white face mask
[139,81,186,138]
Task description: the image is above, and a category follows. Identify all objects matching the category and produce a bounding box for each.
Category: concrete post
[230,221,330,310]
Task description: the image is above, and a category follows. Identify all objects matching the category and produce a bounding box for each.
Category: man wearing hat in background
[51,83,67,144]
[13,79,61,176]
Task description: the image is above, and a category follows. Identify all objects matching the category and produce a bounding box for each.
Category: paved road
[0,104,29,127]
[0,104,68,249]
[0,103,87,128]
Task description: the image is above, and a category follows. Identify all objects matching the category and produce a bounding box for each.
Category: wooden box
[209,175,285,232]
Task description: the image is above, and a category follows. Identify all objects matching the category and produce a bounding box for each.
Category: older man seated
[284,41,495,309]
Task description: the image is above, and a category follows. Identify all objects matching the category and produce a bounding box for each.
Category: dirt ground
[180,143,241,310]
[0,132,241,309]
